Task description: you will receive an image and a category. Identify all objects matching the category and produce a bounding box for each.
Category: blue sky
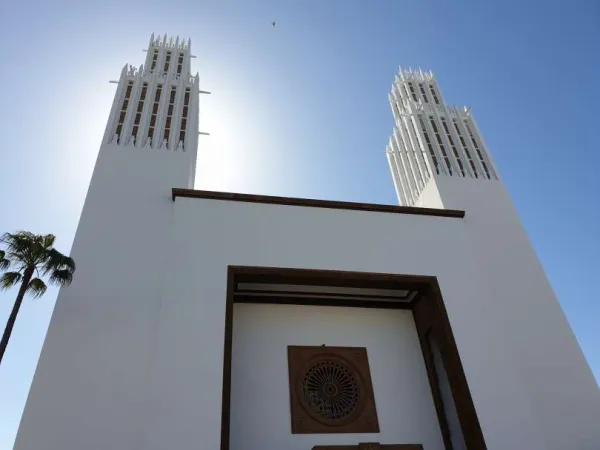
[0,0,599,447]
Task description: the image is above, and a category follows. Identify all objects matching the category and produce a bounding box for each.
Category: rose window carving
[302,359,361,421]
[288,346,379,434]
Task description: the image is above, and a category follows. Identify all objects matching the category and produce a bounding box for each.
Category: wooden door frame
[220,265,486,450]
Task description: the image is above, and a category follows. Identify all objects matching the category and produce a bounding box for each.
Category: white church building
[13,34,600,450]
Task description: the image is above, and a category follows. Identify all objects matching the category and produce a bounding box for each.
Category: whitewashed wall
[152,197,554,450]
[14,191,600,450]
[230,303,444,450]
[420,176,600,450]
[13,143,194,450]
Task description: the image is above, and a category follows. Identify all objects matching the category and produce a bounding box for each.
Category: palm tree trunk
[0,266,34,366]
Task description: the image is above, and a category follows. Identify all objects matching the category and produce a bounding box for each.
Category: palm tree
[0,231,76,366]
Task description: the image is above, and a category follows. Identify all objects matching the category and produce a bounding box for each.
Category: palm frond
[0,250,9,270]
[62,255,75,273]
[0,272,22,290]
[1,232,37,265]
[29,237,48,266]
[48,269,74,286]
[26,278,47,299]
[43,248,76,275]
[1,231,35,251]
[1,232,75,292]
[2,232,64,269]
[42,234,56,249]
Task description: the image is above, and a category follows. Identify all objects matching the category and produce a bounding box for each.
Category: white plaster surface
[13,182,600,450]
[419,175,600,450]
[230,303,444,450]
[13,143,193,450]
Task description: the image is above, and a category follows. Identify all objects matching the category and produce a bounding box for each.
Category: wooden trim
[220,266,486,450]
[172,188,465,218]
[230,265,437,289]
[219,269,235,450]
[414,322,453,449]
[312,445,423,450]
[234,287,413,302]
[234,295,414,310]
[235,290,412,302]
[412,288,487,450]
[429,282,487,449]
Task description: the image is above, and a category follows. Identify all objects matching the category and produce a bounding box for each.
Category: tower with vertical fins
[386,67,498,207]
[104,33,200,185]
[385,66,600,450]
[13,35,203,450]
[11,38,600,450]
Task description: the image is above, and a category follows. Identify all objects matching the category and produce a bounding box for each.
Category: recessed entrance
[221,266,487,450]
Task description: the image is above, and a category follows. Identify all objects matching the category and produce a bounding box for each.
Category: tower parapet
[102,33,199,155]
[386,67,498,206]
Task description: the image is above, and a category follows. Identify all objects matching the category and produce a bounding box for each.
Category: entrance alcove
[222,266,486,450]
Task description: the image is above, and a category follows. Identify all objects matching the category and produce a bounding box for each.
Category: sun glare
[194,85,269,193]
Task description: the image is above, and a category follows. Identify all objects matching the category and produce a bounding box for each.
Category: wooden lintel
[312,444,423,450]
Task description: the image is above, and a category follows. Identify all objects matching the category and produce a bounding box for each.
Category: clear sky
[0,0,599,447]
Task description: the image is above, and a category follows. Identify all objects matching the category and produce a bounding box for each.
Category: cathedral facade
[13,35,600,450]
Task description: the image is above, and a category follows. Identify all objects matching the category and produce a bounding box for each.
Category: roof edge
[171,188,465,219]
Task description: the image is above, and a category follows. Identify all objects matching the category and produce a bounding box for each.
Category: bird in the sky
[272,21,276,27]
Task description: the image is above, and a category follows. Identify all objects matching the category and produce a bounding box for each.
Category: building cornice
[171,188,465,218]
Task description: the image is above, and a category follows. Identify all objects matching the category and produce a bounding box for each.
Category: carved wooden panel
[287,346,379,434]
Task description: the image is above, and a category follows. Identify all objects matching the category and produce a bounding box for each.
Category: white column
[393,150,415,205]
[446,111,476,178]
[390,135,415,205]
[387,148,408,206]
[122,66,144,146]
[183,39,192,85]
[432,108,463,177]
[402,117,423,190]
[402,114,430,186]
[422,113,449,176]
[102,65,128,144]
[407,116,433,182]
[169,80,185,150]
[153,46,171,149]
[137,67,157,148]
[169,37,193,152]
[143,33,155,69]
[429,78,446,105]
[390,92,401,123]
[392,128,418,201]
[466,115,499,180]
[459,114,491,179]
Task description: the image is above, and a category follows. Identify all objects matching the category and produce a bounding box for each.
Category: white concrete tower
[386,67,498,207]
[103,33,200,183]
[386,68,600,449]
[13,34,201,450]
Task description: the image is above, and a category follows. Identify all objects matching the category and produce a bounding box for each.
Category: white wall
[230,303,444,450]
[14,190,600,450]
[13,143,194,450]
[423,176,600,450]
[152,197,557,450]
[415,178,444,209]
